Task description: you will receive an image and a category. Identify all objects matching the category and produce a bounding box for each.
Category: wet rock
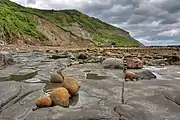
[35,96,52,108]
[50,52,71,59]
[102,58,123,69]
[9,68,38,81]
[126,57,143,69]
[0,52,14,69]
[77,53,88,59]
[136,70,156,80]
[50,87,70,107]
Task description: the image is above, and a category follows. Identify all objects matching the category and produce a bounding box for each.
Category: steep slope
[0,0,143,47]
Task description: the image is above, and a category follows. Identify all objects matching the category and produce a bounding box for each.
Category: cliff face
[0,0,143,47]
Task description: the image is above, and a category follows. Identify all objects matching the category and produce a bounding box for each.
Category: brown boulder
[50,87,70,107]
[126,57,143,69]
[124,71,138,81]
[63,77,80,96]
[35,96,52,108]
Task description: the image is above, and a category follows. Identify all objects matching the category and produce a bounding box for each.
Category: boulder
[136,70,156,80]
[35,96,52,108]
[50,71,64,83]
[77,53,88,59]
[50,87,70,107]
[102,58,123,69]
[63,77,80,96]
[126,57,143,69]
[124,71,138,81]
[0,52,14,69]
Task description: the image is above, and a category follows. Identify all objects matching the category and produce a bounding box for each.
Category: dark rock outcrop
[0,52,14,69]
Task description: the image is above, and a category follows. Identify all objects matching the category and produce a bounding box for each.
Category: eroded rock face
[126,57,143,69]
[102,58,123,69]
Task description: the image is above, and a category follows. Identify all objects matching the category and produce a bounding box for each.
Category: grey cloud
[160,18,179,24]
[159,0,180,13]
[10,0,180,46]
[26,0,36,4]
[128,15,147,24]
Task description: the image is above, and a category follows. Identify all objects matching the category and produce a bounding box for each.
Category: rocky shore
[0,46,180,120]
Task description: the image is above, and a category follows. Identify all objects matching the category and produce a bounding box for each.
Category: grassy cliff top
[0,0,142,46]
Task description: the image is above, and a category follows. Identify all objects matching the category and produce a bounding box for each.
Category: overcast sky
[10,0,180,46]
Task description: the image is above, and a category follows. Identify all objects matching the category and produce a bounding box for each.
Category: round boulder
[50,87,70,107]
[126,57,143,69]
[50,71,64,83]
[102,58,123,69]
[63,77,80,96]
[35,96,52,108]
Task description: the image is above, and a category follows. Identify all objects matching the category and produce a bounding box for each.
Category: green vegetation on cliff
[0,0,142,46]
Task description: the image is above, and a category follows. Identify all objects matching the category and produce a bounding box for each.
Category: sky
[10,0,180,46]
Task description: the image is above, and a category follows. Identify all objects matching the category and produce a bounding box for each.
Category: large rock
[77,53,88,59]
[0,52,14,69]
[126,57,143,69]
[50,71,64,83]
[136,70,156,80]
[63,77,80,96]
[35,96,52,108]
[50,87,70,107]
[102,58,123,69]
